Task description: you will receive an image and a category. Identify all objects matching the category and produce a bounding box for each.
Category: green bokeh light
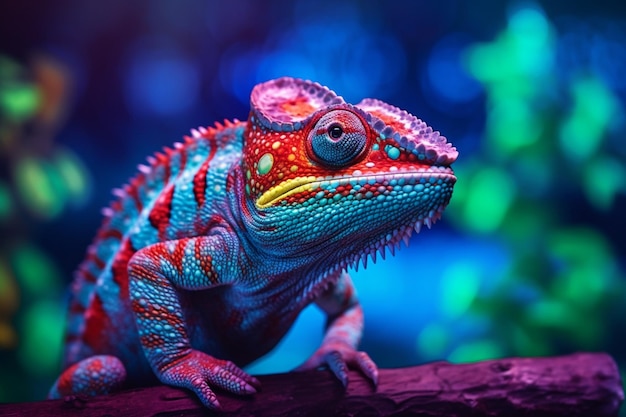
[548,228,613,308]
[54,148,90,202]
[499,203,549,244]
[0,181,13,219]
[462,168,516,233]
[17,300,64,376]
[511,324,550,357]
[526,299,570,327]
[416,322,449,360]
[0,84,40,122]
[442,1,625,385]
[560,77,619,162]
[582,156,626,210]
[14,157,63,218]
[448,340,503,363]
[440,261,481,319]
[509,5,550,41]
[11,245,62,298]
[465,5,553,100]
[487,98,542,156]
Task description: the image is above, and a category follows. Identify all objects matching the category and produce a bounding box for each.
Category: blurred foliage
[0,54,90,401]
[435,4,626,363]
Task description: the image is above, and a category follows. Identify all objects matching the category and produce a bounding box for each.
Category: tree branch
[1,352,623,416]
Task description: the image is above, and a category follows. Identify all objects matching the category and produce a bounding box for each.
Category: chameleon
[49,77,457,409]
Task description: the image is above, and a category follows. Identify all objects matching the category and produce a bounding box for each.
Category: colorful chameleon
[49,77,457,408]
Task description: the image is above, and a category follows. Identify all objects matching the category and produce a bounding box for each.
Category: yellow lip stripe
[256,176,319,209]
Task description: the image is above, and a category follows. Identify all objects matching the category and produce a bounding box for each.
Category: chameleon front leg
[297,272,379,387]
[128,235,259,409]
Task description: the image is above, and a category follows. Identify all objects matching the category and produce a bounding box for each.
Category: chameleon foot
[296,342,379,388]
[158,350,260,409]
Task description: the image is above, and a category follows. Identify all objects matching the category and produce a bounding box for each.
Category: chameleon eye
[328,124,343,139]
[307,110,368,168]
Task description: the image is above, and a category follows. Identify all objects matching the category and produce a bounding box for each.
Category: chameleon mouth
[255,166,456,209]
[256,175,319,209]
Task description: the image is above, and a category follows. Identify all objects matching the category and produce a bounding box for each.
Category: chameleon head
[240,77,457,268]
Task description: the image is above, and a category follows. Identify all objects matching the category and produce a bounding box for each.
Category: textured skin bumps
[50,77,457,409]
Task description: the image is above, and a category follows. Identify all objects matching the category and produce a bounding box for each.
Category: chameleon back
[63,121,246,368]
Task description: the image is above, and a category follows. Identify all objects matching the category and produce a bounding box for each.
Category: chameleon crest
[50,77,457,409]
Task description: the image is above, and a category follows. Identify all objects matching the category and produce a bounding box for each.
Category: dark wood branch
[1,352,623,416]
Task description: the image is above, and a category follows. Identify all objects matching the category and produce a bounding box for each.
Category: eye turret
[306,110,368,168]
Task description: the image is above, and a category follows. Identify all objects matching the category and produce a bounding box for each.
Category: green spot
[440,262,481,318]
[386,146,400,160]
[54,148,91,202]
[257,153,274,175]
[547,228,612,309]
[487,98,542,156]
[448,340,503,363]
[416,323,449,359]
[372,143,380,150]
[582,156,625,210]
[18,301,64,375]
[509,6,551,45]
[464,5,553,103]
[0,83,40,122]
[246,170,251,180]
[0,180,13,219]
[463,168,516,233]
[11,244,61,297]
[512,325,550,356]
[559,77,618,162]
[526,300,570,327]
[14,157,63,218]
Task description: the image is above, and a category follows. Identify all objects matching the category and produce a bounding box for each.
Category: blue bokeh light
[558,20,626,94]
[218,2,408,106]
[422,33,482,108]
[124,43,200,116]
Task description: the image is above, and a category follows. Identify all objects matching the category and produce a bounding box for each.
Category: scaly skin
[49,77,458,409]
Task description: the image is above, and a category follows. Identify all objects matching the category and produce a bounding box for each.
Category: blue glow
[558,21,626,93]
[424,34,482,105]
[247,232,509,372]
[218,45,261,105]
[125,50,200,116]
[253,4,405,102]
[256,51,318,88]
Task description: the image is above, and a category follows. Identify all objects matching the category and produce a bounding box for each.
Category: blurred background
[1,0,625,407]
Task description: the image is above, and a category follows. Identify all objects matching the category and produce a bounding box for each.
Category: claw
[356,351,379,386]
[326,351,349,387]
[296,346,379,390]
[193,384,221,410]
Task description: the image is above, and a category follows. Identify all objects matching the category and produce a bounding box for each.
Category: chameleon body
[49,77,457,408]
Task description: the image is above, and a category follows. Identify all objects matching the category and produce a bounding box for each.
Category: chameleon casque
[49,77,457,409]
